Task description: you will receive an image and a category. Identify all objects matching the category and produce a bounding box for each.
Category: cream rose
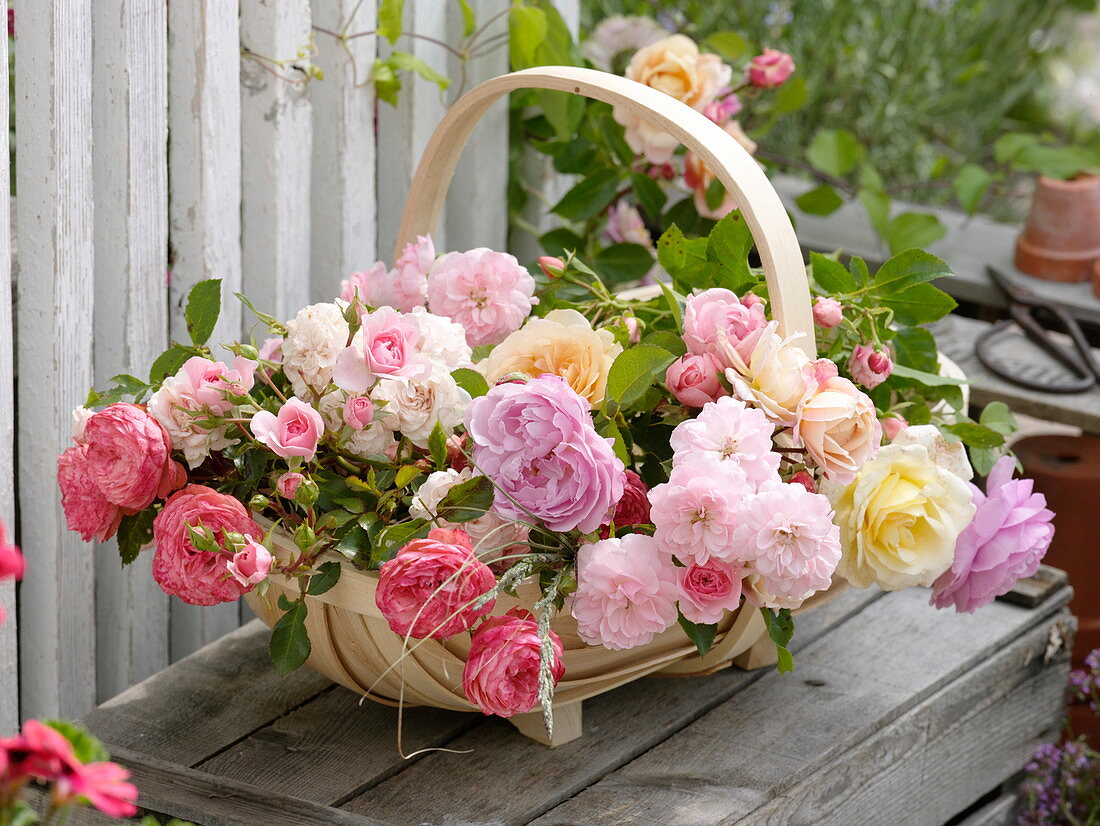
[891,424,973,481]
[794,362,882,483]
[612,34,733,164]
[282,303,350,400]
[478,309,623,408]
[371,361,470,448]
[825,444,976,591]
[721,323,810,426]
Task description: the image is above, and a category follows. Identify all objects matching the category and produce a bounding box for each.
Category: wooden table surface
[74,572,1073,826]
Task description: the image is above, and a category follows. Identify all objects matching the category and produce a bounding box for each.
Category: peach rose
[684,121,758,219]
[794,360,882,483]
[478,309,622,408]
[612,34,732,164]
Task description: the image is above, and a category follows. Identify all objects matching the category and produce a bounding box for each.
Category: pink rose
[931,456,1054,613]
[426,249,537,346]
[748,49,795,88]
[683,288,767,367]
[258,336,283,365]
[794,361,882,483]
[340,261,390,306]
[666,353,726,408]
[677,560,743,625]
[571,534,679,650]
[250,397,324,461]
[881,415,908,441]
[333,306,430,392]
[80,403,187,512]
[462,608,565,717]
[375,529,496,639]
[703,91,742,124]
[58,445,123,542]
[276,471,304,499]
[601,470,651,537]
[849,344,893,389]
[226,539,273,587]
[537,256,565,279]
[180,356,257,414]
[789,470,816,493]
[389,235,434,311]
[465,375,625,534]
[152,485,262,606]
[669,396,780,489]
[812,296,843,328]
[342,395,374,430]
[740,293,764,310]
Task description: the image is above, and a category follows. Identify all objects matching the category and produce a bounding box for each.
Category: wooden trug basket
[246,66,824,746]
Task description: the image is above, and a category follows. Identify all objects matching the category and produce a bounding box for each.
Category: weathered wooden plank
[444,0,510,252]
[309,1,378,302]
[240,0,313,323]
[105,745,386,826]
[14,0,98,720]
[0,0,17,733]
[958,793,1020,826]
[376,2,451,257]
[931,313,1100,434]
[91,0,171,704]
[339,587,884,823]
[83,620,329,766]
[167,0,247,656]
[528,586,1071,826]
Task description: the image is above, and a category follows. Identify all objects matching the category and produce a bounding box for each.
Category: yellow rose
[612,34,733,164]
[478,309,623,407]
[825,444,976,591]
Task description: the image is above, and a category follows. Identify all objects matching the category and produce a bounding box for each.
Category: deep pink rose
[601,470,651,538]
[465,375,625,534]
[276,471,305,499]
[931,456,1055,613]
[683,288,767,367]
[180,356,257,414]
[342,395,374,430]
[152,485,262,606]
[226,539,273,587]
[333,306,430,392]
[812,296,843,328]
[250,397,324,460]
[849,344,893,389]
[375,529,496,639]
[81,403,186,511]
[666,353,726,408]
[677,559,744,625]
[462,608,565,717]
[748,49,795,88]
[58,445,123,542]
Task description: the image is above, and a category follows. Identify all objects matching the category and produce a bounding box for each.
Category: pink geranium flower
[426,248,537,346]
[0,521,24,625]
[54,760,139,818]
[571,534,679,650]
[931,456,1055,613]
[333,306,430,392]
[250,397,324,461]
[669,396,780,489]
[462,608,564,717]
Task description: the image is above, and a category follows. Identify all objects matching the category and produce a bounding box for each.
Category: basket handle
[395,65,815,355]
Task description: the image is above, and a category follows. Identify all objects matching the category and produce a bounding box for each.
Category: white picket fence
[0,0,576,726]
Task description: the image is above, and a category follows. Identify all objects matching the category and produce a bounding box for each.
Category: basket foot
[508,702,582,747]
[731,633,778,670]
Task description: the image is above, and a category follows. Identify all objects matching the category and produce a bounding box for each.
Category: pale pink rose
[149,366,243,469]
[741,293,764,310]
[375,529,496,639]
[812,297,843,328]
[669,396,780,488]
[276,471,304,499]
[677,559,744,625]
[342,395,374,430]
[371,359,469,448]
[389,234,434,311]
[250,397,324,461]
[333,306,430,392]
[58,445,124,542]
[612,35,733,164]
[789,470,816,492]
[180,356,258,414]
[152,485,262,606]
[603,201,653,247]
[537,256,565,279]
[794,361,882,483]
[683,288,767,366]
[881,415,908,441]
[226,539,273,587]
[649,455,755,566]
[410,307,473,370]
[426,249,537,346]
[892,424,973,481]
[259,336,283,365]
[620,315,643,345]
[721,322,811,426]
[571,534,679,650]
[340,261,391,306]
[849,343,893,389]
[735,482,841,609]
[666,353,726,408]
[462,608,565,717]
[748,49,795,88]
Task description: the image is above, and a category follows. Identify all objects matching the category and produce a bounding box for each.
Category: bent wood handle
[395,65,815,354]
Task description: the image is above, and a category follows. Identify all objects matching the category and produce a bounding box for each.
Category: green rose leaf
[883,212,947,256]
[890,362,967,387]
[762,607,795,673]
[456,0,476,36]
[451,367,489,398]
[551,170,621,222]
[269,598,311,674]
[953,163,993,215]
[508,5,548,69]
[378,0,406,44]
[980,400,1018,436]
[370,518,430,567]
[678,614,718,657]
[149,346,191,384]
[184,278,222,347]
[795,184,844,216]
[872,249,952,292]
[944,421,1006,448]
[657,224,688,275]
[631,171,668,219]
[606,344,677,409]
[116,509,155,566]
[437,475,495,524]
[809,252,856,294]
[595,243,656,286]
[428,421,449,470]
[881,282,957,325]
[306,560,343,596]
[806,128,863,178]
[702,31,750,62]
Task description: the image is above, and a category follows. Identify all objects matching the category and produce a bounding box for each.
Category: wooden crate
[73,569,1073,826]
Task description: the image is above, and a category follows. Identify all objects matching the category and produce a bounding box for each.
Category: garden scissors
[974,266,1100,394]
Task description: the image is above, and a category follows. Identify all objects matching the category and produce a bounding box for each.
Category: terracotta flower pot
[1093,257,1100,299]
[1015,174,1100,283]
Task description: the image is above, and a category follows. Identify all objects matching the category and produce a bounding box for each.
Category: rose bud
[812,296,843,328]
[748,49,795,88]
[537,256,565,279]
[666,353,726,408]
